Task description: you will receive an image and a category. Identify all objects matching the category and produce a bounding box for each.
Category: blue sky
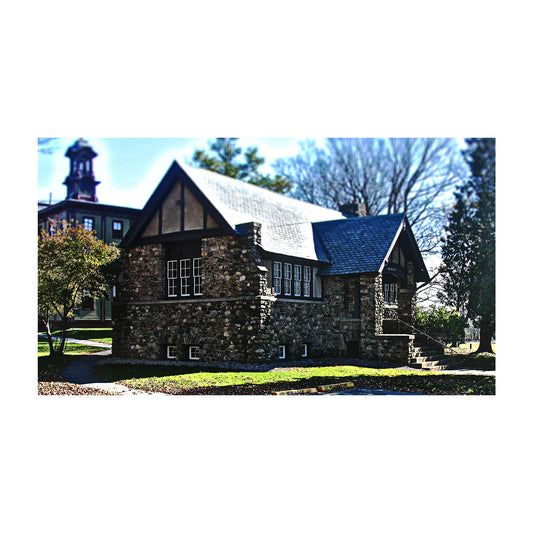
[38,138,313,208]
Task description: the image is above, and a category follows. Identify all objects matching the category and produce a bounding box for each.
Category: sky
[38,138,314,209]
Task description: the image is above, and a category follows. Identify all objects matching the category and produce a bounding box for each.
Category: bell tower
[63,138,100,202]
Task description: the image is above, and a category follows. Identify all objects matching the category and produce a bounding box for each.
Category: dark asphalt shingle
[313,214,405,275]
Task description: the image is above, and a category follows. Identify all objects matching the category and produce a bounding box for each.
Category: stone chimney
[340,201,367,217]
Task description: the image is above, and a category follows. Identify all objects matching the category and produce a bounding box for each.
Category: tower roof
[65,138,97,159]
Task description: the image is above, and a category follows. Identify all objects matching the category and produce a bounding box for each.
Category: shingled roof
[183,165,345,259]
[123,161,428,281]
[313,214,404,274]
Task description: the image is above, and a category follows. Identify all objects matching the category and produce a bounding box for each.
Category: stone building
[113,161,429,364]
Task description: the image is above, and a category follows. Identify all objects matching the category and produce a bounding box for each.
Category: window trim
[302,343,308,358]
[83,217,95,232]
[273,261,282,295]
[193,257,202,296]
[278,345,286,359]
[283,263,292,296]
[294,265,302,297]
[167,345,179,359]
[188,346,200,361]
[112,219,124,239]
[167,260,178,298]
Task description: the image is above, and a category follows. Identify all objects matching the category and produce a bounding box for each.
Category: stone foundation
[113,233,418,365]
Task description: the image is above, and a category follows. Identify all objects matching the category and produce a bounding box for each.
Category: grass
[38,328,112,357]
[38,339,106,357]
[94,363,495,395]
[53,328,113,344]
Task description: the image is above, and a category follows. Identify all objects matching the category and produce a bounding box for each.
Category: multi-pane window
[383,282,398,304]
[188,346,200,360]
[193,258,202,296]
[83,217,94,231]
[272,262,317,299]
[303,266,311,297]
[112,220,123,239]
[283,263,292,296]
[167,345,179,359]
[279,345,286,359]
[180,259,191,296]
[273,261,282,295]
[294,265,302,297]
[166,241,202,299]
[167,260,178,297]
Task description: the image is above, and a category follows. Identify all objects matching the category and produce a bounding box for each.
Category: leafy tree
[416,306,466,347]
[439,138,495,353]
[190,138,292,194]
[38,218,120,356]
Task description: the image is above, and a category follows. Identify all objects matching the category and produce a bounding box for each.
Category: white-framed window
[180,259,191,296]
[193,258,202,295]
[167,345,179,359]
[167,260,178,297]
[273,261,282,295]
[83,217,94,231]
[294,265,302,297]
[189,346,200,361]
[302,343,308,357]
[278,345,286,359]
[303,266,311,297]
[283,263,292,295]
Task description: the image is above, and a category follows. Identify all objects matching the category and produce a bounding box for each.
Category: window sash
[167,346,179,359]
[83,217,94,231]
[167,260,178,297]
[273,261,282,295]
[193,258,202,295]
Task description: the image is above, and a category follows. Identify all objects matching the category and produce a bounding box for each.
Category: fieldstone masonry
[113,224,417,364]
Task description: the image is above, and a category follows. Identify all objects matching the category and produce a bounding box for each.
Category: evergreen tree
[439,138,495,353]
[190,138,292,194]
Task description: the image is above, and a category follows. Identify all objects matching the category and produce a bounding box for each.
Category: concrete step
[408,356,456,371]
[410,354,448,363]
[412,347,444,357]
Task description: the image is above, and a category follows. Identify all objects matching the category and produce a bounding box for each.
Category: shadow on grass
[38,355,82,383]
[93,363,495,395]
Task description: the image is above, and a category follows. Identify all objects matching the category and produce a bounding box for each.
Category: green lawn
[94,363,495,395]
[38,328,112,357]
[57,328,113,344]
[38,338,108,357]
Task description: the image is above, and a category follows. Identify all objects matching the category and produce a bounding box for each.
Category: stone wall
[113,229,417,365]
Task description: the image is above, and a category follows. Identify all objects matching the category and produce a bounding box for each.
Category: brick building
[113,160,429,364]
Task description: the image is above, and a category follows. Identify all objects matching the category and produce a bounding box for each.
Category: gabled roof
[122,161,344,260]
[184,165,345,259]
[122,161,429,282]
[313,214,429,282]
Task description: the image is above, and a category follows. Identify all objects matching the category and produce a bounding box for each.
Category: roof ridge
[182,163,343,217]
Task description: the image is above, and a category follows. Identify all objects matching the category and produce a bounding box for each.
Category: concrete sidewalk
[39,334,165,395]
[38,333,112,349]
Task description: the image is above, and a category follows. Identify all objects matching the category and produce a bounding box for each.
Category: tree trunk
[476,324,495,354]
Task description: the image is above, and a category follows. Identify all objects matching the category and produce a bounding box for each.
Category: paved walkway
[39,334,165,395]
